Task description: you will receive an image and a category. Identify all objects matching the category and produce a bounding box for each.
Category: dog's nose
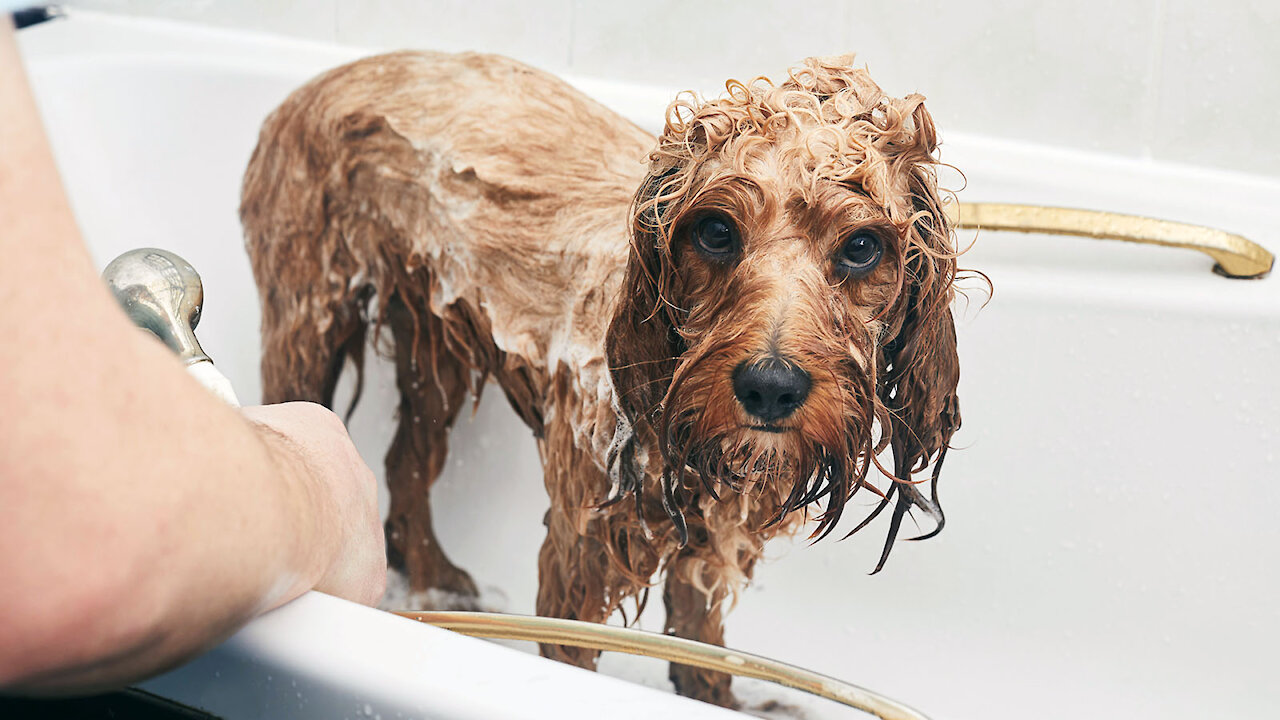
[732,359,811,422]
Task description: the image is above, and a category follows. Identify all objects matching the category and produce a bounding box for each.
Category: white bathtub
[19,11,1280,720]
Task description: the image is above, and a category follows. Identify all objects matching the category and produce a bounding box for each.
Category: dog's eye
[835,231,883,275]
[692,214,739,258]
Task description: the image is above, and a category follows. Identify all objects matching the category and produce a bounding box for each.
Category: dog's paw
[380,569,509,612]
[415,586,507,612]
[733,680,813,719]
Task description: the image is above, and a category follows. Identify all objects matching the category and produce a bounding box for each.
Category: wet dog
[242,52,961,706]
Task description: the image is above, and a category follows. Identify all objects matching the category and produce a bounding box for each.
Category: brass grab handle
[946,202,1274,279]
[394,610,930,720]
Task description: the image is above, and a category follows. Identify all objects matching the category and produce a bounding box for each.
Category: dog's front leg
[662,536,762,708]
[535,497,662,670]
[535,423,660,669]
[534,503,616,669]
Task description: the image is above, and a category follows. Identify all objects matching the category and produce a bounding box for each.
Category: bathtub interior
[18,12,1280,720]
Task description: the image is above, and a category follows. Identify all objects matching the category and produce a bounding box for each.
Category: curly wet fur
[242,51,961,707]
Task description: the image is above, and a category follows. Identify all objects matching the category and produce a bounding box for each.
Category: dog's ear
[888,101,961,475]
[603,167,684,506]
[871,101,961,570]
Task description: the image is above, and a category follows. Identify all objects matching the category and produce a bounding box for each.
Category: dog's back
[241,51,652,422]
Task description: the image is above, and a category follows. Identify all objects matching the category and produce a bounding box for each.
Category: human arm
[0,18,384,694]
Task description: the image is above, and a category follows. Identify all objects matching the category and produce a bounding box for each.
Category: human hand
[241,402,386,607]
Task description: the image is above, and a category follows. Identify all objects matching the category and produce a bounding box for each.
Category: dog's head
[605,56,961,570]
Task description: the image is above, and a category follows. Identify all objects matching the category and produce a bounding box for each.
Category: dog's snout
[732,359,811,422]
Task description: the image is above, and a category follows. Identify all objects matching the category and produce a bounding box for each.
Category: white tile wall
[827,1,1165,157]
[335,0,574,74]
[73,0,339,40]
[63,0,1279,179]
[1150,0,1280,175]
[568,0,855,96]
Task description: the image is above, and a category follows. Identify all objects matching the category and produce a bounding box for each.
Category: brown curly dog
[241,52,961,707]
